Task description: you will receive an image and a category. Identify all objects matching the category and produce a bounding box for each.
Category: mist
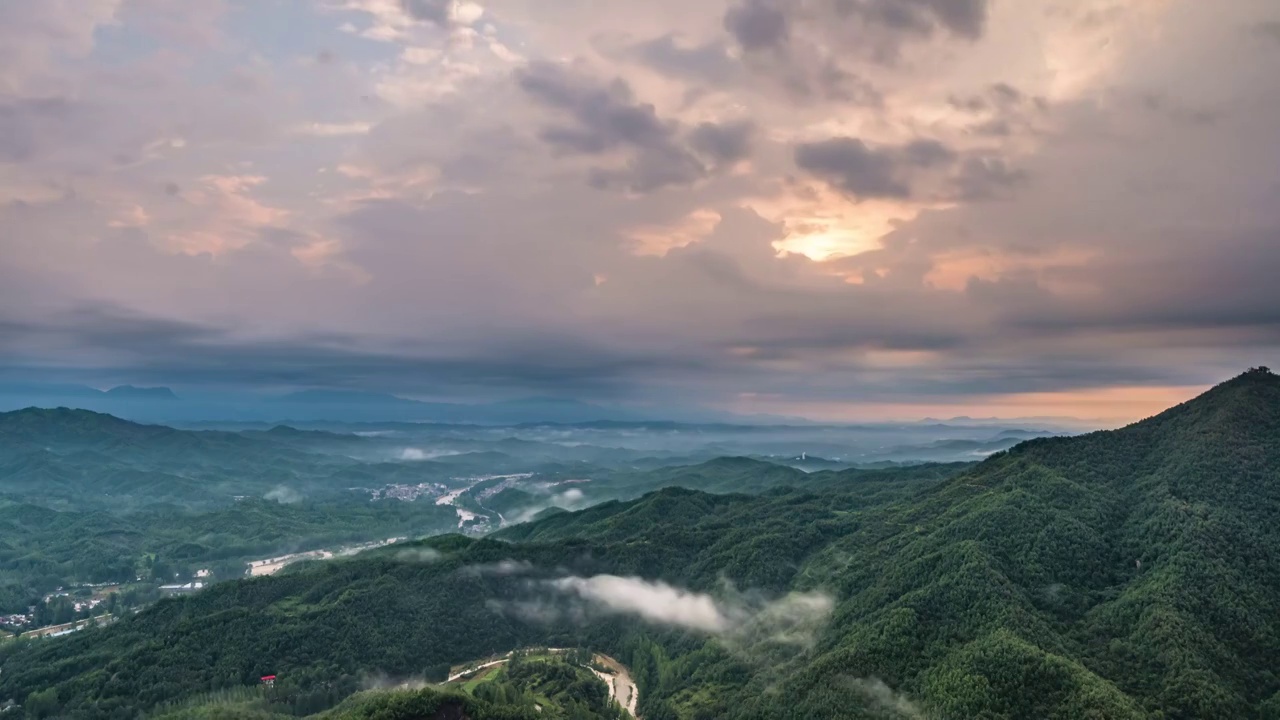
[501,575,836,652]
[264,486,303,504]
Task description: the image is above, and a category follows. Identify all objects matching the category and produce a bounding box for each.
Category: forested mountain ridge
[3,370,1280,718]
[775,367,1280,719]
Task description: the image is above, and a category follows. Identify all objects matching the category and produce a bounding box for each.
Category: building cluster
[365,482,447,502]
[0,614,31,629]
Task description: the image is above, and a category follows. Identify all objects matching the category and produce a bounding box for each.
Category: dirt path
[593,654,639,717]
[447,656,510,682]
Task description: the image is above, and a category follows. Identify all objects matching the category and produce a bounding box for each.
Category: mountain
[1,385,678,424]
[4,369,1279,718]
[149,654,626,720]
[918,415,1100,431]
[0,382,103,399]
[0,408,361,509]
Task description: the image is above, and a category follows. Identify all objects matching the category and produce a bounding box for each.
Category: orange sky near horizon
[727,384,1212,426]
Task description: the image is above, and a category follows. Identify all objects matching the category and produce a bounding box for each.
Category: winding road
[589,654,639,717]
[446,648,639,718]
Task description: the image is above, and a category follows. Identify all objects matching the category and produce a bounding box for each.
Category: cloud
[795,136,1025,203]
[688,120,756,166]
[265,486,303,504]
[724,0,789,51]
[843,677,925,719]
[0,303,703,398]
[515,62,754,192]
[3,0,1280,423]
[723,0,988,69]
[556,488,586,506]
[462,559,535,577]
[536,575,835,650]
[506,487,590,525]
[552,576,728,632]
[400,0,454,26]
[626,35,740,86]
[794,138,922,199]
[516,62,675,154]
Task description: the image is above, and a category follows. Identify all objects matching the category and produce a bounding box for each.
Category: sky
[1,0,1279,422]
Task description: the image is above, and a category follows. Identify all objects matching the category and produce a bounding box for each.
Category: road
[20,614,116,639]
[592,654,639,717]
[446,648,638,717]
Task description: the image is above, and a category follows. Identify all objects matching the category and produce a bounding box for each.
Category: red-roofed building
[261,675,276,686]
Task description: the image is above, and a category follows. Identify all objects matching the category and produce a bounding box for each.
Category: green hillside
[3,370,1279,718]
[0,408,362,510]
[0,499,462,613]
[147,651,624,720]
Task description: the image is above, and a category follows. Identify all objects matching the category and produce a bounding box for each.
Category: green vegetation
[459,651,627,719]
[5,370,1280,718]
[146,686,540,720]
[143,652,623,720]
[578,456,971,501]
[0,408,364,511]
[0,498,461,614]
[0,406,966,617]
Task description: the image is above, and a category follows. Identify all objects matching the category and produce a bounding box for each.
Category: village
[1,539,407,642]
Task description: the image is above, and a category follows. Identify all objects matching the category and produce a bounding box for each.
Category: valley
[3,370,1280,718]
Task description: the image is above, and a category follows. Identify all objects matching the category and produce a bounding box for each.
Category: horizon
[5,373,1257,428]
[3,1,1278,423]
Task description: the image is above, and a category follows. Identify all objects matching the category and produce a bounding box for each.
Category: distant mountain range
[0,384,703,425]
[0,382,1082,429]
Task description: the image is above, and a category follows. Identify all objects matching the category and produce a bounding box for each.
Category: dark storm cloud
[0,305,709,397]
[836,0,989,39]
[516,62,677,154]
[726,0,989,53]
[724,0,789,51]
[400,0,453,26]
[620,32,880,107]
[516,62,754,192]
[793,138,917,199]
[796,136,1024,202]
[902,139,958,167]
[716,0,994,106]
[514,62,686,156]
[688,120,756,165]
